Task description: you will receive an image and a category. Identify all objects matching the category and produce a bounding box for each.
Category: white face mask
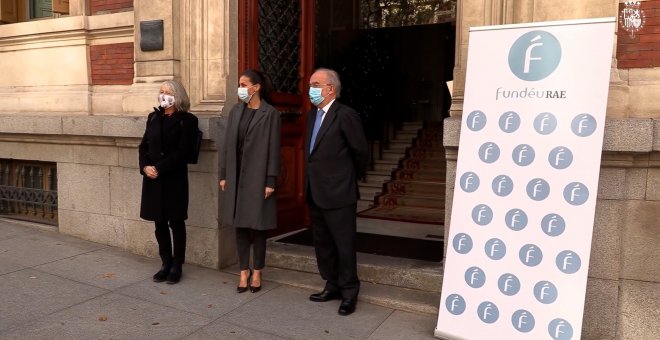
[158,94,176,109]
[237,85,255,103]
[237,87,251,103]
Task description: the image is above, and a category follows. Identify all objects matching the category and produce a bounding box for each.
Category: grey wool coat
[219,101,281,230]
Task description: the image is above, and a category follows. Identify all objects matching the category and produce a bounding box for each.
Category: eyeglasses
[308,83,332,89]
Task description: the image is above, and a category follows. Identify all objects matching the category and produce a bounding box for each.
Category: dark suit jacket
[304,100,369,209]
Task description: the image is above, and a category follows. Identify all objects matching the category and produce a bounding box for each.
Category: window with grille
[360,0,455,29]
[0,159,58,225]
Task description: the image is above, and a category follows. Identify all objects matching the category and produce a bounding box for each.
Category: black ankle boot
[153,263,171,282]
[166,263,182,284]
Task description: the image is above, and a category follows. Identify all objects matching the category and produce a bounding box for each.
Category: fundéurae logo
[509,30,562,81]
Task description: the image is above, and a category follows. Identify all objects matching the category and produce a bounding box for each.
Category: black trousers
[308,202,360,300]
[154,220,186,267]
[235,227,267,270]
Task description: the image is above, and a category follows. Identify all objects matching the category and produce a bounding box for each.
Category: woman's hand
[144,166,159,179]
[265,186,274,199]
[219,180,226,191]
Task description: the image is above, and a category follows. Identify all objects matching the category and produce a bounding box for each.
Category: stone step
[373,161,397,172]
[365,171,392,183]
[357,199,373,212]
[266,240,443,293]
[385,141,411,151]
[359,186,381,200]
[400,122,424,132]
[395,132,418,140]
[223,264,439,315]
[381,150,405,161]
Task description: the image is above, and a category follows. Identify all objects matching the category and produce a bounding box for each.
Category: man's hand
[219,180,226,191]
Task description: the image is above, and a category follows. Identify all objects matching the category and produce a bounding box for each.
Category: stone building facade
[0,0,235,269]
[445,1,659,339]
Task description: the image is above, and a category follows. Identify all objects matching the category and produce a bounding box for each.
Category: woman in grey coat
[219,69,281,293]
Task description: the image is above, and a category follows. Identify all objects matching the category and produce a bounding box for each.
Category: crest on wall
[619,1,646,37]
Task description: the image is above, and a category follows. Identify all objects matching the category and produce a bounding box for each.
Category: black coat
[219,102,281,230]
[304,101,369,209]
[139,108,199,221]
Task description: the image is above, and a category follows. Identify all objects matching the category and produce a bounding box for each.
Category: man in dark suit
[304,68,369,316]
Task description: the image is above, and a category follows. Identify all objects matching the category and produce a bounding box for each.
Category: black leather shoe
[152,264,171,282]
[165,265,182,284]
[338,298,357,316]
[309,289,341,302]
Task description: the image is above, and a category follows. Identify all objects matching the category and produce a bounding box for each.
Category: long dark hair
[241,69,273,104]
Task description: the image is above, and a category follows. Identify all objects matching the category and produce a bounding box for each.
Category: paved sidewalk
[0,219,438,339]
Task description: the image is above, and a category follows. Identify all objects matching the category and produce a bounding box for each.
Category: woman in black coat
[139,79,198,284]
[219,69,281,293]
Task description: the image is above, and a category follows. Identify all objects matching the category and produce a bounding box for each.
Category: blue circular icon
[498,273,521,296]
[549,146,574,169]
[465,266,486,288]
[571,114,597,137]
[512,309,535,333]
[508,31,562,81]
[541,213,566,237]
[466,110,487,131]
[519,244,543,267]
[471,204,494,226]
[499,111,521,133]
[460,172,480,193]
[445,294,467,315]
[452,233,473,254]
[485,238,506,260]
[549,318,574,340]
[492,175,514,197]
[556,250,581,274]
[526,178,550,201]
[513,144,536,166]
[505,209,528,231]
[479,142,501,164]
[534,281,558,304]
[534,112,558,135]
[563,182,589,206]
[477,301,499,324]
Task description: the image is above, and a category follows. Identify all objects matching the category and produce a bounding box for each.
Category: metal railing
[0,160,58,226]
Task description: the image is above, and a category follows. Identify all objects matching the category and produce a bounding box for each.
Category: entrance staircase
[259,237,442,315]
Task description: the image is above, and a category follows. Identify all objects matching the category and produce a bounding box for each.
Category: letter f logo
[524,36,543,73]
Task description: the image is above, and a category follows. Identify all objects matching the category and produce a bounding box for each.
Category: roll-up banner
[435,18,615,340]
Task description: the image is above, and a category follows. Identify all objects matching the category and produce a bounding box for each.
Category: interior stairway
[359,121,446,225]
[357,122,424,212]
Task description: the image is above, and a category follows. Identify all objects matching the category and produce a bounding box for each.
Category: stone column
[122,0,181,113]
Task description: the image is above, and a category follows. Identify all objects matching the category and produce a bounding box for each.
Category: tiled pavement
[0,219,438,340]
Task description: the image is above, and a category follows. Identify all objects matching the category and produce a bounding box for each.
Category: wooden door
[238,0,315,235]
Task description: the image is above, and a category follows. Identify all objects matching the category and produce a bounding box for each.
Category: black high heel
[237,269,252,293]
[249,269,262,293]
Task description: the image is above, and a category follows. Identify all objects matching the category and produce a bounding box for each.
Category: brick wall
[90,0,134,15]
[617,0,660,69]
[90,43,134,85]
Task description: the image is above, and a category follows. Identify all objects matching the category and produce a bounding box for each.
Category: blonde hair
[161,80,191,112]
